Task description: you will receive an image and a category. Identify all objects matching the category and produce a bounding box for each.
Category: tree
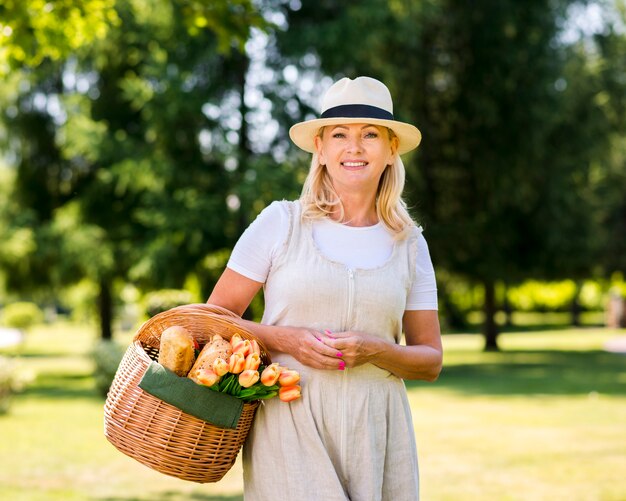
[269,0,618,349]
[0,0,270,338]
[0,0,119,73]
[592,9,626,276]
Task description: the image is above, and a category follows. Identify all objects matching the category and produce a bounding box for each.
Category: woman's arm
[323,310,442,381]
[208,268,344,370]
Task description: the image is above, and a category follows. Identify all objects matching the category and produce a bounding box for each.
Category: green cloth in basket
[139,361,243,429]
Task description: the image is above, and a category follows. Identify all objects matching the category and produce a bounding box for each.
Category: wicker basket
[104,303,270,483]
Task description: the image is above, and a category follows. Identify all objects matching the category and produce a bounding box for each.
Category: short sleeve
[226,201,290,283]
[405,232,438,310]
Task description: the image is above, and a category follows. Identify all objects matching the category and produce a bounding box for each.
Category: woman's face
[314,123,398,195]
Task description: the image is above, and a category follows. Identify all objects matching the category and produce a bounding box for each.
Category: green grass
[412,329,626,501]
[1,322,625,500]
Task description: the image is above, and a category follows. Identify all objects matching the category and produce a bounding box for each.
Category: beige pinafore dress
[242,201,420,501]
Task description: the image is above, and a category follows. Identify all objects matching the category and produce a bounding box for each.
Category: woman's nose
[346,135,363,152]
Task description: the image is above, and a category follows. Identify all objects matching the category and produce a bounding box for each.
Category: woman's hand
[320,309,442,381]
[284,327,347,370]
[207,269,441,378]
[320,330,384,369]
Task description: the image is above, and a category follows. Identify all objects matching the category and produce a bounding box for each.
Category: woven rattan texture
[104,303,267,483]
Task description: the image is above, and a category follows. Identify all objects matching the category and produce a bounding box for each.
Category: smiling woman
[313,123,397,219]
[207,76,441,501]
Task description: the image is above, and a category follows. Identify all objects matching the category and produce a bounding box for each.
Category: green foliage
[578,280,607,310]
[0,0,269,74]
[609,272,626,297]
[0,167,44,294]
[143,289,195,318]
[1,301,43,330]
[0,355,32,414]
[0,0,120,73]
[56,279,100,323]
[273,0,626,345]
[178,0,270,53]
[0,0,275,340]
[507,280,577,312]
[196,249,231,300]
[91,340,125,397]
[0,0,624,345]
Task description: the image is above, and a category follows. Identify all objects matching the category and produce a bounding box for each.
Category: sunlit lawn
[1,321,625,500]
[414,330,626,501]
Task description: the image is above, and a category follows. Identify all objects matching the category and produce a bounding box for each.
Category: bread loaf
[158,326,196,376]
[188,334,232,383]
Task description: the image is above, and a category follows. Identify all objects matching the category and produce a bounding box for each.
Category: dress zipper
[340,268,355,479]
[346,268,355,329]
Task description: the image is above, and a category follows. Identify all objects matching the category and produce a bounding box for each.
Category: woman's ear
[314,134,326,165]
[387,135,399,165]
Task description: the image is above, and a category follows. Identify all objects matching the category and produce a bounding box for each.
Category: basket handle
[133,303,272,365]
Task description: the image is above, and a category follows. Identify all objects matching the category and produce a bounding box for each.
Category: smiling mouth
[341,161,368,168]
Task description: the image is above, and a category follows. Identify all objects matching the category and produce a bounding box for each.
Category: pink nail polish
[336,352,343,357]
[325,329,336,339]
[338,361,345,370]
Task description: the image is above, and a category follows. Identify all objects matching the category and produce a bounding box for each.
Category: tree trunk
[570,282,581,327]
[502,282,513,327]
[99,279,113,340]
[483,280,499,351]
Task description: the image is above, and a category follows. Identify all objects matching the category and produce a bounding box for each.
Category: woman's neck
[330,191,378,227]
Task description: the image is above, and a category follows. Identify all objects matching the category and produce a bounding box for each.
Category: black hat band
[320,104,394,121]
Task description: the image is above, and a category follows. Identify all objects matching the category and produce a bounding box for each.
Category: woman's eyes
[331,131,379,139]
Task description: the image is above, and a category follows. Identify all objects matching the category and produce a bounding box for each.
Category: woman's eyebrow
[330,125,378,131]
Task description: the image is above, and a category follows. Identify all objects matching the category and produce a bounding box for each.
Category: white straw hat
[289,76,422,155]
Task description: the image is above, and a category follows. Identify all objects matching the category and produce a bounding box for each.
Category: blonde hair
[299,127,415,239]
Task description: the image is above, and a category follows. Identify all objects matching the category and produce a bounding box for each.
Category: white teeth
[342,162,367,167]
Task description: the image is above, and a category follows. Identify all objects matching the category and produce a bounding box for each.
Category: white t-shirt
[227,201,438,310]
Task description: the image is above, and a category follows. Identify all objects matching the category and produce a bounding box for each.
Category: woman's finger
[293,331,344,370]
[309,330,344,358]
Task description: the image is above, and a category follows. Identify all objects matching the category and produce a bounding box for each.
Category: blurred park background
[0,0,625,499]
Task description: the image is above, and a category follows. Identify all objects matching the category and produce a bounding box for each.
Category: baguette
[158,326,196,376]
[188,334,232,383]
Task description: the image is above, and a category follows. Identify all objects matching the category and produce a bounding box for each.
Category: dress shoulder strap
[405,225,422,286]
[269,200,302,270]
